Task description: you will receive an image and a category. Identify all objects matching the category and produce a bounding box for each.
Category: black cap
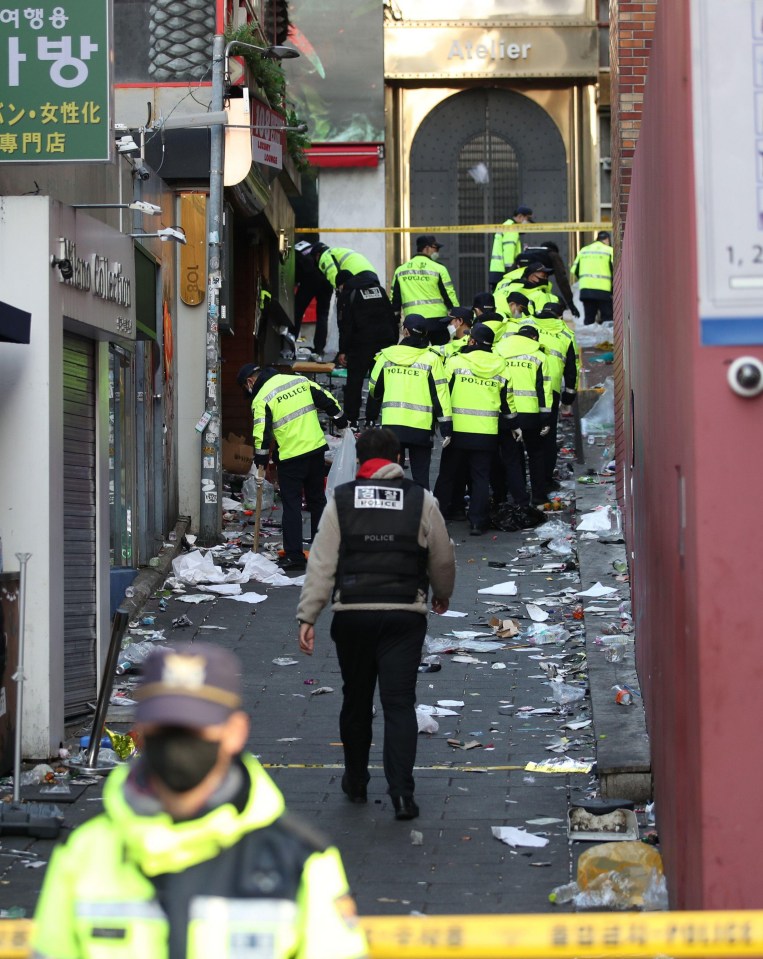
[335,269,352,287]
[470,323,495,347]
[403,313,429,336]
[424,317,451,346]
[448,306,474,325]
[237,363,260,387]
[535,300,565,318]
[136,643,243,728]
[416,234,442,252]
[596,230,611,241]
[477,309,502,324]
[518,324,540,340]
[507,292,531,307]
[514,205,534,219]
[472,291,496,311]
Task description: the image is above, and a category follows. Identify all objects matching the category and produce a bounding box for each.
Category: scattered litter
[491,663,507,670]
[562,719,592,731]
[437,700,464,708]
[223,592,268,604]
[172,550,247,586]
[410,830,424,846]
[176,594,216,604]
[525,759,593,774]
[276,738,301,743]
[573,841,667,910]
[199,583,243,595]
[577,582,618,598]
[18,764,55,786]
[551,682,586,705]
[437,610,468,617]
[418,655,441,673]
[451,654,487,664]
[416,707,439,734]
[524,623,570,646]
[526,817,564,826]
[447,739,482,750]
[569,807,639,841]
[576,508,615,532]
[309,686,334,696]
[272,657,299,666]
[238,552,304,587]
[172,615,193,628]
[491,826,549,848]
[451,630,493,640]
[418,704,460,717]
[478,581,517,596]
[198,625,227,630]
[525,603,549,623]
[489,617,520,638]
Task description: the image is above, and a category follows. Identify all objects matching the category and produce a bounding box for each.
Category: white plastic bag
[581,377,615,435]
[325,429,357,498]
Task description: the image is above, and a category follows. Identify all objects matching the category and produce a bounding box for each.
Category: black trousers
[332,609,426,798]
[434,445,493,530]
[276,450,326,561]
[582,296,613,326]
[500,426,548,506]
[544,392,561,485]
[294,282,333,353]
[403,444,432,490]
[344,347,382,424]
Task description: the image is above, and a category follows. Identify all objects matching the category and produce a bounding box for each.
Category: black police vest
[334,477,429,604]
[347,285,397,344]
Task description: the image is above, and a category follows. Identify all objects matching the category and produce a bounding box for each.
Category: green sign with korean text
[0,0,110,162]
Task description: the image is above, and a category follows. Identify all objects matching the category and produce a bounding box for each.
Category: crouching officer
[495,324,553,520]
[32,643,368,959]
[433,323,513,536]
[296,428,455,821]
[368,314,452,489]
[238,363,348,571]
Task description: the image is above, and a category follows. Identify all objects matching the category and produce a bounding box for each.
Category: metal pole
[12,553,31,804]
[198,32,225,546]
[82,607,130,772]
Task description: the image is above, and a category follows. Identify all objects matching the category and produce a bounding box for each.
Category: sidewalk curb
[115,516,191,621]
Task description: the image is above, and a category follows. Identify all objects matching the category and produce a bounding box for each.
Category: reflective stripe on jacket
[495,334,553,414]
[489,219,522,281]
[444,350,512,436]
[571,241,613,294]
[369,344,452,432]
[391,254,459,318]
[318,248,376,288]
[252,373,335,461]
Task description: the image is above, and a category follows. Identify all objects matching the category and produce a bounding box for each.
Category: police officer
[369,315,452,489]
[532,300,580,488]
[238,363,348,571]
[312,243,378,289]
[294,240,334,356]
[438,306,474,360]
[297,428,455,820]
[391,235,459,320]
[495,261,554,317]
[488,204,534,289]
[434,323,513,536]
[516,241,579,318]
[33,643,368,959]
[495,324,553,518]
[571,230,614,325]
[334,269,398,428]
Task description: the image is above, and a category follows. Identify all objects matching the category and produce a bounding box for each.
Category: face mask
[447,323,457,337]
[429,251,440,261]
[143,727,221,793]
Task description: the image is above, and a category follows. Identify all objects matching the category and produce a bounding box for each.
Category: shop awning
[306,144,383,169]
[0,300,31,343]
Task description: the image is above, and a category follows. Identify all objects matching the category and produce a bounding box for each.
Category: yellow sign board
[179,193,206,307]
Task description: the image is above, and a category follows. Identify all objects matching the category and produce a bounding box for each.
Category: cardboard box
[222,433,254,474]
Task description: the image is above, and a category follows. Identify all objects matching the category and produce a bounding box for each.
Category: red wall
[619,0,763,908]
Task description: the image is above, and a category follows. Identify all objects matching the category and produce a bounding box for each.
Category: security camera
[157,226,187,244]
[293,123,308,134]
[133,161,151,181]
[129,200,161,215]
[117,135,139,154]
[728,356,763,398]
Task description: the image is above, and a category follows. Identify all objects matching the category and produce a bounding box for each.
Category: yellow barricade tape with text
[295,222,610,235]
[4,912,763,959]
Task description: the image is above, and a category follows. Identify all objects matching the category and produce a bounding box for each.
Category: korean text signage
[0,0,110,162]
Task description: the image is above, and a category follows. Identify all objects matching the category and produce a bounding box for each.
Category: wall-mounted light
[116,135,139,154]
[130,226,187,245]
[50,254,73,280]
[72,201,161,215]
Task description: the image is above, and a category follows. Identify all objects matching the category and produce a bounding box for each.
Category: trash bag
[576,841,664,909]
[326,429,357,498]
[242,476,275,511]
[581,377,615,435]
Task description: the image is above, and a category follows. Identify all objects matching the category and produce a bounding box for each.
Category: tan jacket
[296,463,456,625]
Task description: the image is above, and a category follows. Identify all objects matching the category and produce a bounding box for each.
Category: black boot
[391,796,419,820]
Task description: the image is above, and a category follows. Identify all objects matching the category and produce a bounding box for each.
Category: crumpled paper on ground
[172,550,248,586]
[238,552,305,587]
[491,826,550,848]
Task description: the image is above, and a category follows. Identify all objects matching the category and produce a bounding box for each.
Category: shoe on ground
[391,795,419,820]
[341,774,367,804]
[469,526,485,536]
[276,555,306,571]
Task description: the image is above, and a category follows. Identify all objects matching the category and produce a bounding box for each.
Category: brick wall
[610,0,657,251]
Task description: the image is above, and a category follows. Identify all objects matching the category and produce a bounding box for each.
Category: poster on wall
[283,0,384,143]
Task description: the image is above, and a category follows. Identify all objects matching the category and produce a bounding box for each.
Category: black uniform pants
[344,348,382,424]
[276,450,326,561]
[500,426,548,506]
[434,445,493,531]
[544,392,561,485]
[294,282,333,353]
[582,296,613,326]
[403,444,432,490]
[332,609,426,798]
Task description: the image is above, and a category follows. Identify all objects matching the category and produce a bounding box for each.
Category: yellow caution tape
[295,222,609,235]
[6,909,763,958]
[360,912,763,959]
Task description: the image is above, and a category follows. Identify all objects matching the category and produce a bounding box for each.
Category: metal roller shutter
[63,334,97,716]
